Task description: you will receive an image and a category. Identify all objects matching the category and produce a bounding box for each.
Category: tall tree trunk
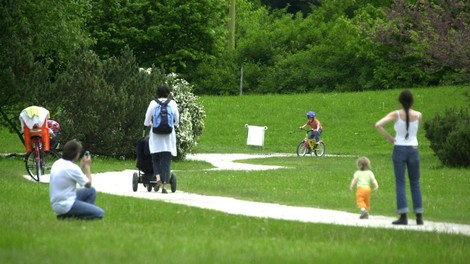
[228,0,236,50]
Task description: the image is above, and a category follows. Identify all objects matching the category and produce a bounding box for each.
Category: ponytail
[404,107,410,139]
[398,90,414,140]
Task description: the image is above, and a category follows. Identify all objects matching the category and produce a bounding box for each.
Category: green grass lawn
[1,86,470,263]
[194,85,470,155]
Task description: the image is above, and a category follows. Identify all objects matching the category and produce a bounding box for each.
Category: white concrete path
[29,153,470,237]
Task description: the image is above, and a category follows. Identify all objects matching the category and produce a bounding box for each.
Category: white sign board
[245,124,268,147]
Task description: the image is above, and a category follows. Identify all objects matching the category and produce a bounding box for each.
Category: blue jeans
[392,146,423,214]
[152,152,172,184]
[308,129,322,143]
[58,187,104,220]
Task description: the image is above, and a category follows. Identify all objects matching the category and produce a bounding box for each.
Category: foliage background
[51,48,205,159]
[1,86,470,263]
[1,0,469,159]
[424,108,470,167]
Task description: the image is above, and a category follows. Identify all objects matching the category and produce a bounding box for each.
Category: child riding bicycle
[299,111,323,145]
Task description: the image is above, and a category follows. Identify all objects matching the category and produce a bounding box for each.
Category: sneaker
[162,188,168,194]
[154,180,162,192]
[360,210,369,219]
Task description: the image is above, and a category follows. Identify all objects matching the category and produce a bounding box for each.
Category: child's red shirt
[307,119,323,130]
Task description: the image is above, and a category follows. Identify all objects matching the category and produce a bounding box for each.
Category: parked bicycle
[24,135,60,182]
[296,128,325,157]
[20,106,61,182]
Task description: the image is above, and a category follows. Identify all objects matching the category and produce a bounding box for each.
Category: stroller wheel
[147,183,153,192]
[132,172,139,192]
[170,172,177,193]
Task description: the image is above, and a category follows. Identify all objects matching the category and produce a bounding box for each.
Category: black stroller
[132,136,177,193]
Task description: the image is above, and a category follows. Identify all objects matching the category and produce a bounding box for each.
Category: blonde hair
[356,156,371,171]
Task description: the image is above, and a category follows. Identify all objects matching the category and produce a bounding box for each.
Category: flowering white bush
[165,73,205,160]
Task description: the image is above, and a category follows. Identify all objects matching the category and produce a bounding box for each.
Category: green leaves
[53,47,159,157]
[167,73,206,160]
[0,0,91,133]
[48,47,204,159]
[87,0,226,75]
[425,107,470,168]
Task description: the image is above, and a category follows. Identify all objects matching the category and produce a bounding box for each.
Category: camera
[84,151,90,157]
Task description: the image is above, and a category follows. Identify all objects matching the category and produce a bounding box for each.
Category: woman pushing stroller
[144,84,179,193]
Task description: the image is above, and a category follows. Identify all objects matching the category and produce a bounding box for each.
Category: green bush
[166,73,206,160]
[424,108,470,168]
[51,47,204,159]
[52,47,163,157]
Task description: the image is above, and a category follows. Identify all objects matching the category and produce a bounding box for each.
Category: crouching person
[50,140,104,220]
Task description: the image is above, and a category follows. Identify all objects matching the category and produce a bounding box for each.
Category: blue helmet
[307,111,316,118]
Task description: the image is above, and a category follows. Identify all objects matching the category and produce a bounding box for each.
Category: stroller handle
[143,127,147,138]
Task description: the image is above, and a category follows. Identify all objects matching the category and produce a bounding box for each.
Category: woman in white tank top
[375,90,424,226]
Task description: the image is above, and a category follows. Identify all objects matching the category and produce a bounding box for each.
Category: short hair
[157,84,171,98]
[62,140,83,161]
[356,156,371,171]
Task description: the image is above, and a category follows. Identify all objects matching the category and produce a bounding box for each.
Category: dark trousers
[151,152,172,183]
[308,129,322,143]
[392,146,423,214]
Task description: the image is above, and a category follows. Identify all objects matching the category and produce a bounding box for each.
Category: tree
[53,47,162,157]
[0,0,91,144]
[228,0,236,50]
[234,0,381,93]
[86,0,227,77]
[260,0,320,16]
[378,0,470,83]
[53,47,204,159]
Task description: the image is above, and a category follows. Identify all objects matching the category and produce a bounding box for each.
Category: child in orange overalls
[349,157,379,219]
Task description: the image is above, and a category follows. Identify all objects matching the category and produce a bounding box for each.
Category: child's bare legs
[151,153,163,191]
[155,174,162,191]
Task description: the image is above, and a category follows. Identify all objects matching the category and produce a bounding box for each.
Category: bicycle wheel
[25,150,60,182]
[25,151,40,182]
[132,172,139,192]
[314,142,326,157]
[296,141,309,156]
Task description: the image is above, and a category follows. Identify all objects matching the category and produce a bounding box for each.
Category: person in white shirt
[375,90,423,225]
[144,84,179,193]
[49,140,104,220]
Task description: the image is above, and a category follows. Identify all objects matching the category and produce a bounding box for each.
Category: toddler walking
[349,157,379,219]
